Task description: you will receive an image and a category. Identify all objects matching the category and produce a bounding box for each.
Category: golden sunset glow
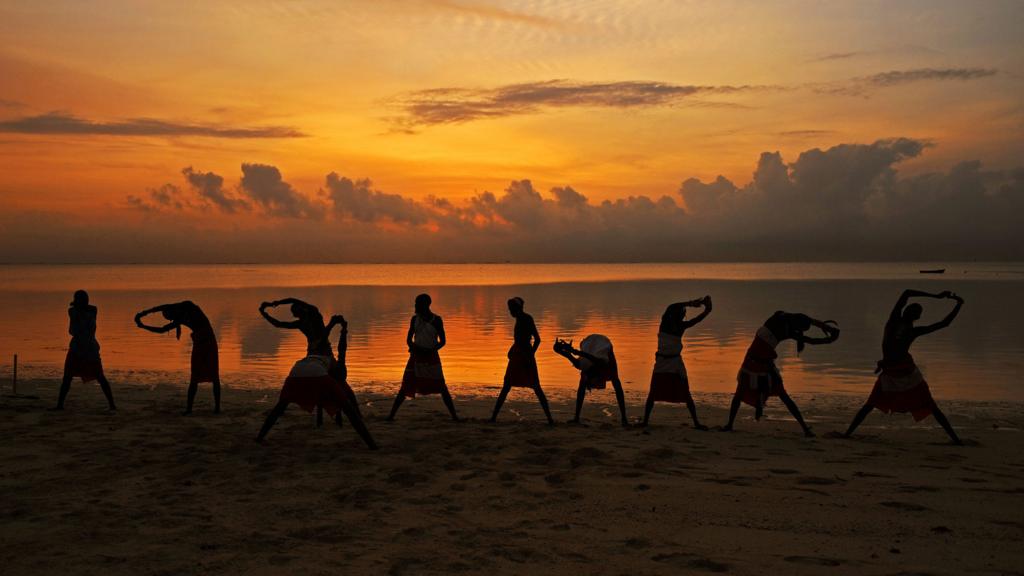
[1,1,1022,262]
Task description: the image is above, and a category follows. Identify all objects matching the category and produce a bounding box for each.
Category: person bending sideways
[723,311,839,437]
[842,289,964,445]
[553,335,629,427]
[642,296,712,429]
[135,301,219,415]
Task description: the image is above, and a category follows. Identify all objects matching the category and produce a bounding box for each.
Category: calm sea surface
[1,263,1022,401]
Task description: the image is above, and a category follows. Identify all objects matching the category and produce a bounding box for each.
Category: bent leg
[723,389,743,431]
[256,400,289,442]
[97,374,116,410]
[930,403,962,445]
[844,403,874,437]
[779,391,814,437]
[489,381,512,422]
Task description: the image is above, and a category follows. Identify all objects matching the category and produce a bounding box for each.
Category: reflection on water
[1,263,1022,401]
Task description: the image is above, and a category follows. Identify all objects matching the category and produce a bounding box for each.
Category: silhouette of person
[553,335,629,426]
[387,294,459,421]
[256,313,377,449]
[842,290,964,444]
[722,311,839,437]
[54,290,116,411]
[135,301,220,415]
[642,296,712,429]
[259,298,358,426]
[489,297,554,424]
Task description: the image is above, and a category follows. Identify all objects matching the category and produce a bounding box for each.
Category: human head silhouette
[71,290,89,307]
[415,293,432,314]
[904,303,923,322]
[290,302,307,319]
[507,297,524,317]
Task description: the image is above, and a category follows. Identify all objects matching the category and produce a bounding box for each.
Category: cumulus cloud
[239,163,324,219]
[0,112,305,138]
[390,80,766,127]
[324,173,427,224]
[104,139,1022,262]
[182,167,248,213]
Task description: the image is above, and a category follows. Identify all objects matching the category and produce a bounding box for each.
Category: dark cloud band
[0,112,305,138]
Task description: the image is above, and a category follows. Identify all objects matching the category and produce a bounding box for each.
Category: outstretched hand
[331,314,348,329]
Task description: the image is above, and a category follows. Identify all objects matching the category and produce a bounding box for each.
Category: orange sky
[0,1,1022,262]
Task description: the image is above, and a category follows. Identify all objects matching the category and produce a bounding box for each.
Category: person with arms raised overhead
[642,296,712,429]
[256,311,377,449]
[387,293,460,421]
[54,290,116,411]
[722,311,839,437]
[259,298,362,425]
[135,300,219,415]
[841,289,964,444]
[489,297,554,425]
[553,334,629,427]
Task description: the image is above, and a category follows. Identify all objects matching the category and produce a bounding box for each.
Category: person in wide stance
[842,289,964,444]
[489,297,554,424]
[723,311,839,437]
[54,290,116,411]
[554,334,629,426]
[387,293,460,421]
[642,296,712,429]
[135,301,219,415]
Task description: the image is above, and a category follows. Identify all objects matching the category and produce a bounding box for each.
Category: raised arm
[891,289,951,321]
[259,301,301,329]
[329,315,349,363]
[681,296,713,329]
[915,293,964,336]
[800,319,840,345]
[135,306,177,333]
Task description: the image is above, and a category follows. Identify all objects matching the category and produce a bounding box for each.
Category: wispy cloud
[0,112,305,138]
[809,51,863,62]
[864,67,998,87]
[389,80,769,128]
[423,0,560,28]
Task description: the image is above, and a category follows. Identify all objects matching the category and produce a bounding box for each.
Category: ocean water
[1,262,1022,401]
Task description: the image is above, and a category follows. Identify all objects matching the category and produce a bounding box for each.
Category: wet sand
[2,380,1022,575]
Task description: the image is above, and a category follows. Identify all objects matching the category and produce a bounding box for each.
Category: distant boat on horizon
[920,268,946,274]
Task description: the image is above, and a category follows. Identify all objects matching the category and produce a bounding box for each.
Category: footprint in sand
[768,468,799,475]
[783,555,843,566]
[651,553,729,573]
[879,500,930,512]
[796,476,844,486]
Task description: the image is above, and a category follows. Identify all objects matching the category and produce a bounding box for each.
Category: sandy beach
[2,380,1022,576]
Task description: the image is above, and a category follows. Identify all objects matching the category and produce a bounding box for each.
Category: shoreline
[2,380,1023,575]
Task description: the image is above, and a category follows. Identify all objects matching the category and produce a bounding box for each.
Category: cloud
[324,173,428,224]
[0,112,305,138]
[103,140,1022,262]
[182,167,248,213]
[390,80,767,127]
[239,163,324,219]
[809,51,863,62]
[864,67,998,87]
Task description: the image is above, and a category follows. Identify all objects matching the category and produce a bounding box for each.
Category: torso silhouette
[413,314,440,350]
[69,305,100,357]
